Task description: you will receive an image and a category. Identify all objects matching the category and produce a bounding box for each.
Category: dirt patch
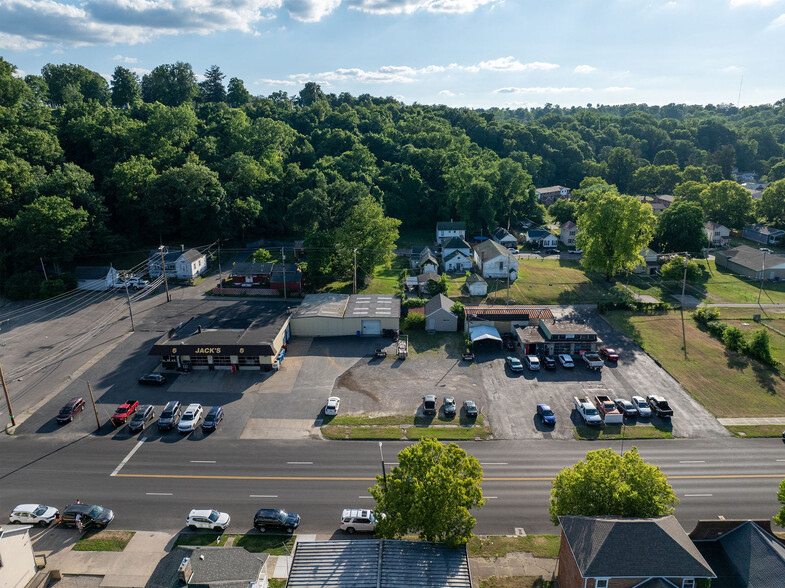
[335,369,380,402]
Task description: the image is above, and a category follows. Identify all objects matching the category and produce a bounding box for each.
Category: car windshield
[208,510,220,522]
[181,413,193,421]
[277,512,288,523]
[88,506,104,518]
[161,410,173,418]
[542,408,554,416]
[59,406,73,414]
[33,505,47,516]
[585,408,599,416]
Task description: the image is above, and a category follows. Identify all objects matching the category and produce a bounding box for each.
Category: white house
[633,246,660,275]
[474,239,518,281]
[560,221,578,246]
[442,237,471,259]
[149,248,207,280]
[75,265,119,291]
[0,526,37,588]
[704,221,730,247]
[436,221,466,245]
[410,246,437,269]
[425,294,458,332]
[526,228,558,249]
[418,251,440,274]
[491,226,518,248]
[443,250,473,273]
[465,273,488,296]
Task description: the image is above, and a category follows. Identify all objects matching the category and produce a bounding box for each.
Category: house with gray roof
[705,221,730,247]
[473,239,518,280]
[535,185,571,207]
[436,221,466,244]
[465,273,488,296]
[558,515,715,588]
[148,247,207,280]
[410,245,437,269]
[525,228,558,249]
[743,224,785,246]
[491,226,518,248]
[715,245,785,281]
[146,546,268,588]
[418,251,439,274]
[425,294,457,332]
[75,265,119,291]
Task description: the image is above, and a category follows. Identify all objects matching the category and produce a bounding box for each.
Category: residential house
[741,181,765,192]
[0,526,37,588]
[535,185,571,207]
[442,237,471,259]
[443,250,473,273]
[642,195,669,213]
[465,273,488,296]
[425,294,458,332]
[410,246,437,269]
[473,239,518,281]
[704,221,730,248]
[558,515,715,588]
[405,272,441,296]
[715,245,785,280]
[269,263,302,292]
[149,247,207,280]
[654,194,675,208]
[436,221,466,245]
[229,262,275,286]
[418,251,440,274]
[560,221,578,246]
[491,226,518,248]
[516,318,601,356]
[147,546,269,588]
[742,224,785,246]
[75,265,119,291]
[525,228,559,249]
[690,519,785,588]
[633,246,660,275]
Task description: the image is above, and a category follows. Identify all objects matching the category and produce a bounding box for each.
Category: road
[1,435,782,536]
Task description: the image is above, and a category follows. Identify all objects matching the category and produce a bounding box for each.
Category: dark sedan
[128,404,156,433]
[56,397,85,424]
[138,373,166,385]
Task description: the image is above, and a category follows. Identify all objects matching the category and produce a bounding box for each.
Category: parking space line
[146,492,173,496]
[481,462,508,465]
[684,494,713,497]
[485,496,498,499]
[190,460,216,463]
[287,461,313,465]
[250,495,278,498]
[777,459,785,462]
[679,460,705,464]
[110,438,146,477]
[359,495,373,499]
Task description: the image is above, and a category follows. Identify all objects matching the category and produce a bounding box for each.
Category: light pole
[379,441,387,488]
[758,249,768,305]
[680,252,688,360]
[158,245,171,303]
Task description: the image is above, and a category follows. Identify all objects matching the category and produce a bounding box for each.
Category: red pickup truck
[111,400,139,426]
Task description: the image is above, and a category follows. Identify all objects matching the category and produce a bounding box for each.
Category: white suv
[178,404,203,433]
[340,508,382,534]
[186,509,230,531]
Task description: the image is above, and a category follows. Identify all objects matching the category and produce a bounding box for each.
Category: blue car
[202,406,224,431]
[537,403,556,426]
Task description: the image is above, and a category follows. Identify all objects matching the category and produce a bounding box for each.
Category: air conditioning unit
[178,557,193,583]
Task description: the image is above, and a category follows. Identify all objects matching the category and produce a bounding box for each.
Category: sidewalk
[717,417,785,425]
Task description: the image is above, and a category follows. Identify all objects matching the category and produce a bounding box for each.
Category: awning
[469,325,502,343]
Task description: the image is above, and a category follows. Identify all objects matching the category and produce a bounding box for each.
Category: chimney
[181,244,185,251]
[197,325,202,333]
[178,557,193,583]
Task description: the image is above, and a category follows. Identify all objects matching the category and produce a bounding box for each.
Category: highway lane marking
[190,460,216,464]
[110,438,146,477]
[113,473,785,481]
[359,496,373,499]
[679,460,705,464]
[684,494,713,497]
[777,460,785,462]
[485,496,498,499]
[481,463,508,465]
[287,461,313,465]
[146,492,173,496]
[250,495,278,498]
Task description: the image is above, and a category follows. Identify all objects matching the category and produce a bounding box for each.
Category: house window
[498,261,504,270]
[595,580,609,588]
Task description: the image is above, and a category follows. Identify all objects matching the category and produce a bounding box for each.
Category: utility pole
[40,258,48,281]
[217,241,223,293]
[353,248,358,295]
[122,275,135,332]
[86,380,101,430]
[0,363,15,427]
[378,441,388,489]
[506,253,511,304]
[758,249,767,305]
[680,252,688,359]
[158,245,171,302]
[281,247,287,300]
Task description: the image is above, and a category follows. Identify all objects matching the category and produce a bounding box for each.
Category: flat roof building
[291,294,401,337]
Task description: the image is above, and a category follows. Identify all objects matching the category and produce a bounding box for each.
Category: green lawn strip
[726,425,785,438]
[268,579,286,588]
[328,413,485,426]
[232,534,295,556]
[574,424,673,440]
[602,311,785,418]
[467,535,560,559]
[72,530,135,552]
[692,260,785,304]
[406,426,491,440]
[480,577,554,588]
[404,331,465,357]
[173,533,223,548]
[321,425,402,440]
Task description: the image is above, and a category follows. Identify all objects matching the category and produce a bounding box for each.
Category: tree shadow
[751,362,783,395]
[724,349,750,372]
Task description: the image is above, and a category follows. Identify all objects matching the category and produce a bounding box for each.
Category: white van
[525,355,541,371]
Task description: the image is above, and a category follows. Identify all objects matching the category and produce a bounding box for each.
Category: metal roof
[464,306,553,321]
[436,221,466,231]
[345,295,401,319]
[294,294,351,318]
[287,540,472,588]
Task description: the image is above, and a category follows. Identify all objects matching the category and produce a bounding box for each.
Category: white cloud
[439,89,456,96]
[0,31,45,50]
[257,78,299,86]
[13,68,27,78]
[730,0,782,6]
[284,0,341,21]
[721,65,742,73]
[494,86,581,94]
[475,56,559,72]
[130,67,151,76]
[113,54,139,63]
[603,86,635,92]
[769,12,785,26]
[347,0,499,15]
[574,64,596,74]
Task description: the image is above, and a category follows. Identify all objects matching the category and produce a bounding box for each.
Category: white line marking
[110,438,146,477]
[777,459,785,462]
[287,461,313,465]
[359,495,373,499]
[481,462,508,465]
[250,495,278,498]
[485,496,498,499]
[679,460,705,464]
[684,494,713,497]
[146,492,172,496]
[190,460,216,463]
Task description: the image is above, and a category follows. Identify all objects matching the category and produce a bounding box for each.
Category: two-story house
[436,221,466,245]
[560,221,578,246]
[473,239,518,281]
[633,246,660,275]
[441,237,473,273]
[535,186,571,207]
[704,221,730,247]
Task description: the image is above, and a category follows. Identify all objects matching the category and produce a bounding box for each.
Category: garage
[362,320,381,335]
[291,294,400,337]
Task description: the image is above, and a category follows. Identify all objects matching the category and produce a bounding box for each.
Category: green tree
[11,196,90,266]
[673,180,708,204]
[576,190,656,277]
[451,301,465,330]
[0,57,32,107]
[722,326,746,353]
[199,65,227,103]
[654,200,708,253]
[549,199,577,225]
[426,275,448,296]
[700,181,753,229]
[110,66,141,108]
[549,447,678,525]
[660,255,700,281]
[41,63,110,106]
[252,248,272,263]
[141,62,199,106]
[653,149,679,166]
[227,77,252,107]
[604,147,639,193]
[571,176,615,203]
[774,478,785,527]
[369,438,485,547]
[232,196,262,245]
[756,180,785,227]
[747,329,777,367]
[767,161,785,183]
[298,82,325,107]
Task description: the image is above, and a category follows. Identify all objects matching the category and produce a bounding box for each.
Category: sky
[1,0,784,109]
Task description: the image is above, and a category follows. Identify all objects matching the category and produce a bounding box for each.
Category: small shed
[75,265,118,291]
[465,273,488,296]
[425,294,457,332]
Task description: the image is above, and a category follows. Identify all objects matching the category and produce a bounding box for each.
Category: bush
[4,271,44,300]
[722,326,747,353]
[706,320,728,338]
[692,307,720,324]
[402,297,428,308]
[661,256,700,281]
[40,278,67,299]
[747,329,778,367]
[402,313,425,330]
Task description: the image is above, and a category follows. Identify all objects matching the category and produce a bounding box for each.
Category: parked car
[253,508,300,533]
[547,248,560,255]
[557,354,574,368]
[614,398,638,418]
[56,397,85,424]
[138,373,166,386]
[506,356,524,372]
[187,509,230,532]
[600,347,620,361]
[525,355,541,371]
[463,400,479,418]
[443,396,457,418]
[158,400,182,431]
[422,395,437,416]
[128,404,155,433]
[111,400,139,426]
[536,403,556,426]
[202,406,224,431]
[340,508,382,534]
[9,504,59,526]
[647,395,674,418]
[324,397,341,416]
[539,355,556,370]
[569,248,583,254]
[178,403,203,433]
[631,395,652,418]
[61,504,114,529]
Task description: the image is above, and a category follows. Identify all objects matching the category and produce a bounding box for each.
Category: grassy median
[322,413,491,440]
[575,423,674,440]
[73,530,135,552]
[726,425,785,438]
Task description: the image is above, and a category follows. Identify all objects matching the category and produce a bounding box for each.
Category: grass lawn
[404,331,466,357]
[327,413,485,426]
[603,311,785,417]
[716,308,785,361]
[486,260,611,305]
[575,424,674,440]
[321,425,403,439]
[73,530,135,552]
[406,426,491,440]
[322,413,490,440]
[268,580,286,588]
[726,425,785,438]
[173,532,223,548]
[321,255,407,295]
[467,535,560,559]
[233,534,295,555]
[480,577,554,588]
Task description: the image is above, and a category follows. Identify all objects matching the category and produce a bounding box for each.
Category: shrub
[4,271,44,300]
[252,248,271,262]
[402,297,428,308]
[722,326,747,353]
[692,307,720,325]
[402,313,425,330]
[705,320,728,338]
[661,256,700,281]
[40,278,67,299]
[747,329,778,367]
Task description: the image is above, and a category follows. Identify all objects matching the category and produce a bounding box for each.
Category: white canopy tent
[469,325,503,344]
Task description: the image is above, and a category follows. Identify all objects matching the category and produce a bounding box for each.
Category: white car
[525,355,540,371]
[325,396,341,416]
[178,403,203,433]
[631,395,653,418]
[340,508,383,534]
[558,354,574,368]
[186,509,231,531]
[9,504,59,527]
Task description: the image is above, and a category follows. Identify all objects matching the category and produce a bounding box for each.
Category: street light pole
[680,252,688,360]
[0,362,15,427]
[379,441,387,488]
[158,245,171,303]
[121,274,135,332]
[758,249,767,305]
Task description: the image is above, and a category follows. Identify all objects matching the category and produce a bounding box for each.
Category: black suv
[253,509,300,533]
[540,355,556,370]
[61,504,114,529]
[128,404,156,433]
[158,401,181,431]
[56,397,86,424]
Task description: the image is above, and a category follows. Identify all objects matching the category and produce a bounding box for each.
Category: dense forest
[1,57,785,297]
